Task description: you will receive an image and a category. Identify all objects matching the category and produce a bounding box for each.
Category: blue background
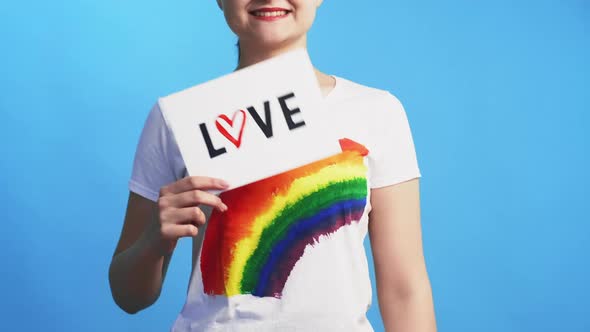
[1,0,588,331]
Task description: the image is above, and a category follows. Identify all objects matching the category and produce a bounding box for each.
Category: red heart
[215,110,247,148]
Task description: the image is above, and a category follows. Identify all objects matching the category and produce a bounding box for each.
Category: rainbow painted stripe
[200,139,369,298]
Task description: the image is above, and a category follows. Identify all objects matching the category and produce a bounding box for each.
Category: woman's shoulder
[330,75,405,114]
[331,75,401,104]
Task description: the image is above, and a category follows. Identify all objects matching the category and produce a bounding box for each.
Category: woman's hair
[236,39,241,63]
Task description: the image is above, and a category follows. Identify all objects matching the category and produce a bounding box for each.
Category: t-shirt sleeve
[128,102,185,202]
[369,92,422,188]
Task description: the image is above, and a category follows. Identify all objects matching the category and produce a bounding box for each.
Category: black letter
[278,92,306,130]
[247,101,273,138]
[199,123,226,158]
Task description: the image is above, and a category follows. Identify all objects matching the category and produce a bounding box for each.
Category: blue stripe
[253,198,366,297]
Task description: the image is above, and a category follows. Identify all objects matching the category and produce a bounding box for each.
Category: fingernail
[221,203,228,212]
[218,179,230,188]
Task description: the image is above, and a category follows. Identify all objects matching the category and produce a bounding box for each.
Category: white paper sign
[159,49,341,191]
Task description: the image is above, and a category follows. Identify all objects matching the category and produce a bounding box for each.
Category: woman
[109,0,437,331]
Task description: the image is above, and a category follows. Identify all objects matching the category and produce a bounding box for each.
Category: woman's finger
[163,189,228,211]
[160,223,199,240]
[160,205,208,227]
[160,176,229,197]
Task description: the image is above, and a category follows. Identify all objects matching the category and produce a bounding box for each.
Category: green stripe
[240,177,367,293]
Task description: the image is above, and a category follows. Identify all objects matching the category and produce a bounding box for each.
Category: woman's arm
[108,192,171,314]
[368,178,437,332]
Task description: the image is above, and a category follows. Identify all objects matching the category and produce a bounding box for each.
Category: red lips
[249,7,291,21]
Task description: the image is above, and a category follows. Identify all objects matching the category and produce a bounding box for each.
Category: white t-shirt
[128,76,422,332]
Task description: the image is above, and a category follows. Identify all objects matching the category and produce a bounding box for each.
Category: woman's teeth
[253,10,288,17]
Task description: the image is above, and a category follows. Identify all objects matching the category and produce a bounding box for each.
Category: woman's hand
[148,176,230,255]
[109,177,228,314]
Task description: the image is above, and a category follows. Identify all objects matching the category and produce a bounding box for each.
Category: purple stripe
[253,199,366,297]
